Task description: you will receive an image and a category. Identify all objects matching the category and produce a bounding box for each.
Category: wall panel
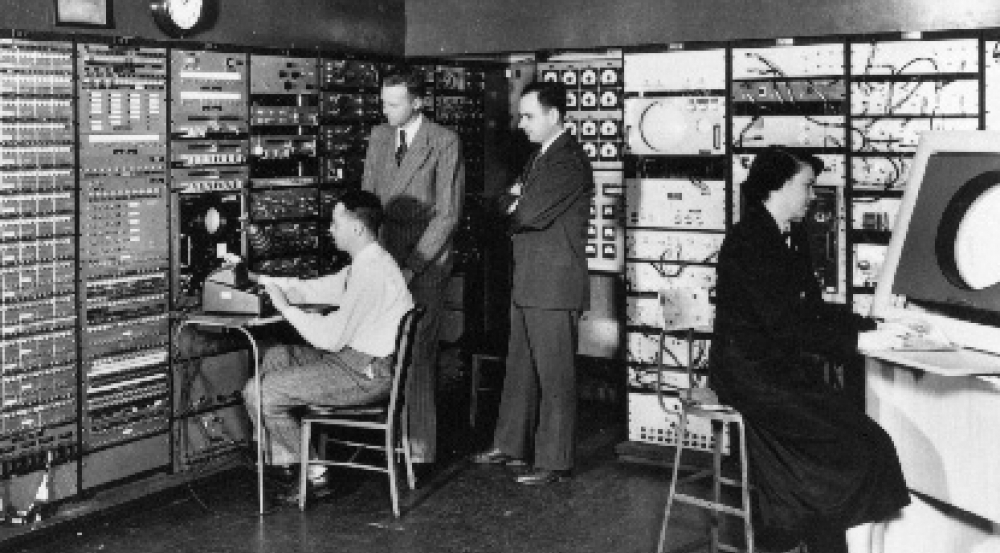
[4,0,404,55]
[406,0,1000,56]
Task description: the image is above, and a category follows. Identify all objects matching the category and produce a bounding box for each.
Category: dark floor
[7,396,722,553]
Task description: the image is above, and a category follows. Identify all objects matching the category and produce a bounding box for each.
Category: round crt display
[936,171,1000,291]
[954,184,1000,290]
[639,101,687,152]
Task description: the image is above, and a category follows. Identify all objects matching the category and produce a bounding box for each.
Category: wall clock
[150,0,216,38]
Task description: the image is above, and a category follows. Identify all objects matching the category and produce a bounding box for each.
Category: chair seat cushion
[688,387,720,405]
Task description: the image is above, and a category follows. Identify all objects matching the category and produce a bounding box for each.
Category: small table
[175,312,283,515]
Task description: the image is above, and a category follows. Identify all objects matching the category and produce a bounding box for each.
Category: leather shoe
[471,448,527,467]
[515,468,571,486]
[276,473,333,505]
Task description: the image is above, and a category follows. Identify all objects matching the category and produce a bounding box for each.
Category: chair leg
[299,420,313,511]
[657,409,689,553]
[402,411,416,490]
[386,424,400,517]
[469,355,481,428]
[710,421,724,553]
[318,429,329,460]
[737,420,754,553]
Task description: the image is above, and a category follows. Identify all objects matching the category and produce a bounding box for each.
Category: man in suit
[473,80,593,485]
[362,70,464,466]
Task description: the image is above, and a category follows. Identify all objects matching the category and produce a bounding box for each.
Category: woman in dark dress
[709,147,910,553]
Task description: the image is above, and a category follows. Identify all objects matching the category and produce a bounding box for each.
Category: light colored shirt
[538,128,565,157]
[270,242,414,358]
[396,114,423,149]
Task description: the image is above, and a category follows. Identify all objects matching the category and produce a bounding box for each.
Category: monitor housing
[872,131,1000,356]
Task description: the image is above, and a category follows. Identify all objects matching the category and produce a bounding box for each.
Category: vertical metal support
[235,326,267,516]
[686,327,695,396]
[174,319,268,515]
[711,421,723,553]
[739,418,754,553]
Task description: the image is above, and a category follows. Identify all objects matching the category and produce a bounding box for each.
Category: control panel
[625,178,727,230]
[249,55,324,277]
[587,171,625,272]
[250,55,319,188]
[171,49,250,307]
[848,37,980,315]
[539,56,624,171]
[620,48,729,452]
[435,65,487,194]
[77,42,171,467]
[0,38,80,488]
[319,57,381,187]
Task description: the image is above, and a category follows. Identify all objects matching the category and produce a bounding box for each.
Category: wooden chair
[296,306,424,516]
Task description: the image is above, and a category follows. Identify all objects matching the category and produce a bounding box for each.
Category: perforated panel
[627,392,729,453]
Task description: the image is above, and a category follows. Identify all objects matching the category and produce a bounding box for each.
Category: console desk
[865,349,1000,552]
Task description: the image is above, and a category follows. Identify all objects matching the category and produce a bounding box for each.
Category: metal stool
[657,391,753,553]
[655,288,753,553]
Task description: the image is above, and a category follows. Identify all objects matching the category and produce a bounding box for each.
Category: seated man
[243,189,414,502]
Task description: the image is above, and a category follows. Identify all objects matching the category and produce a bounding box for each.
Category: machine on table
[202,263,276,317]
[866,131,1000,551]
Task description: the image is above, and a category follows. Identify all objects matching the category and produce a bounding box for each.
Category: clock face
[168,0,204,30]
[151,0,212,37]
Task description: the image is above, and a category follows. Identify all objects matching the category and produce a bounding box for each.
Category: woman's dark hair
[521,80,568,119]
[336,189,383,234]
[742,146,824,204]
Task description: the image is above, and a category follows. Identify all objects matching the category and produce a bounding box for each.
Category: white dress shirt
[537,128,565,158]
[397,113,423,149]
[271,242,414,358]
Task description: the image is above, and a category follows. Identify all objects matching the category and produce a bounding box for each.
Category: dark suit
[493,132,592,471]
[363,117,465,463]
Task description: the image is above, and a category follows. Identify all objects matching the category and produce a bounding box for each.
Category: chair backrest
[386,305,424,423]
[656,288,711,407]
[658,287,712,331]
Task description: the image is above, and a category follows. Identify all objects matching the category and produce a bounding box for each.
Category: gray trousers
[243,345,392,465]
[493,305,580,471]
[406,272,446,463]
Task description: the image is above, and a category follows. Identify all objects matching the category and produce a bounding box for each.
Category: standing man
[473,81,593,485]
[362,69,464,466]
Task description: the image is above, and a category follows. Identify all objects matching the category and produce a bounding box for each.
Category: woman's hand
[878,318,930,337]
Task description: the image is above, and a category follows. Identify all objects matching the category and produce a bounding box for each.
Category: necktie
[396,129,407,166]
[507,150,540,214]
[521,150,539,181]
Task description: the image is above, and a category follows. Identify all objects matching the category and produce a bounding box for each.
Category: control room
[1,1,1000,552]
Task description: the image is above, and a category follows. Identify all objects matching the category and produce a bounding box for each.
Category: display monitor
[873,131,1000,355]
